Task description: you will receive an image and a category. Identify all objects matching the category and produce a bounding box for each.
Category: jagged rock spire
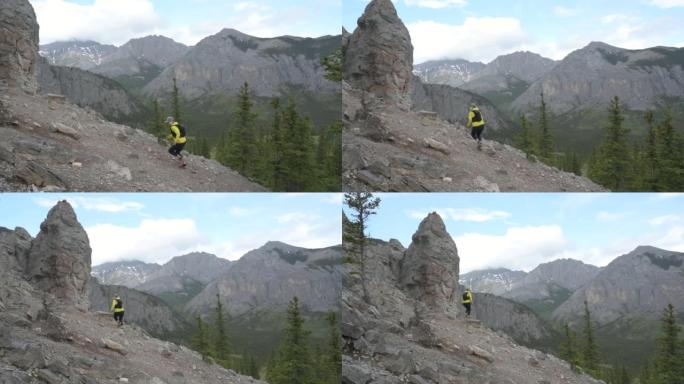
[27,201,92,309]
[399,212,460,313]
[344,0,413,109]
[0,0,39,92]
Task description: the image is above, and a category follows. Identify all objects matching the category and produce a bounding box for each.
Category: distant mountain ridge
[413,59,485,87]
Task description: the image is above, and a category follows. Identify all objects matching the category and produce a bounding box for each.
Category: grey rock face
[92,35,189,77]
[39,40,117,70]
[552,246,684,325]
[37,56,148,125]
[186,242,342,316]
[91,260,162,287]
[411,75,512,130]
[0,226,33,273]
[461,51,556,93]
[26,201,91,309]
[89,278,189,337]
[512,42,684,113]
[460,268,527,295]
[344,0,413,109]
[399,212,459,313]
[136,252,232,294]
[0,0,39,92]
[413,59,485,87]
[143,29,339,99]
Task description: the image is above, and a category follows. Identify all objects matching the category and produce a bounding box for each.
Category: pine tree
[538,92,554,161]
[656,109,683,192]
[172,78,182,124]
[281,99,315,191]
[147,99,166,139]
[581,301,600,374]
[653,304,683,384]
[517,113,533,157]
[271,98,286,191]
[588,96,631,191]
[321,48,342,82]
[224,82,257,177]
[644,111,659,191]
[266,297,313,384]
[344,193,381,303]
[192,316,209,360]
[323,312,341,384]
[560,323,580,371]
[213,293,230,367]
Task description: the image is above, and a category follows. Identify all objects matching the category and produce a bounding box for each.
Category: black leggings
[169,143,186,158]
[463,303,471,316]
[114,311,124,324]
[471,125,485,141]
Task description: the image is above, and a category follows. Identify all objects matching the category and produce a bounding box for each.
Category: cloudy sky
[0,193,342,266]
[344,0,684,64]
[30,0,341,46]
[348,193,684,273]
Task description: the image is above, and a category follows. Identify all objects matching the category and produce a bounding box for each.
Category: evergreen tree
[645,111,659,191]
[560,323,580,371]
[581,301,600,374]
[147,99,166,139]
[344,192,381,303]
[588,96,631,191]
[281,99,315,191]
[213,293,231,367]
[538,92,554,161]
[266,297,313,384]
[321,48,342,82]
[192,316,209,360]
[271,98,286,191]
[172,77,182,124]
[517,113,533,157]
[653,304,683,384]
[656,109,683,192]
[224,82,257,177]
[323,312,341,384]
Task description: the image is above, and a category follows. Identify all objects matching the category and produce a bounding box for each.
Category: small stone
[119,378,129,383]
[469,345,494,363]
[423,137,450,155]
[442,177,452,182]
[71,162,82,168]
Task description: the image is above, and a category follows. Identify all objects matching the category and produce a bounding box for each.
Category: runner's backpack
[472,109,482,123]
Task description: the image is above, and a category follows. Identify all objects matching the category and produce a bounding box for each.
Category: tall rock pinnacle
[344,0,413,109]
[0,0,39,92]
[27,201,92,309]
[399,212,460,313]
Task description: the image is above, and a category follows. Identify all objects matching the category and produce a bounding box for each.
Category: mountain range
[461,246,684,366]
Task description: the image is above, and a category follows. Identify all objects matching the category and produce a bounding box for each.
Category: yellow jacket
[467,107,485,128]
[111,298,124,313]
[169,122,187,144]
[462,290,473,304]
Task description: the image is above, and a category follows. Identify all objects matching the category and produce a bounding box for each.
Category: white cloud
[404,0,467,9]
[553,6,579,17]
[408,208,510,222]
[649,0,684,8]
[407,17,528,63]
[86,218,203,266]
[228,206,253,217]
[34,196,143,213]
[596,211,627,222]
[32,0,161,45]
[649,214,681,226]
[600,14,638,24]
[652,193,684,200]
[456,225,568,272]
[277,212,314,224]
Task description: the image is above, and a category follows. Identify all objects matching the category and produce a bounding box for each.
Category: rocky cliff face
[413,59,485,87]
[461,51,556,94]
[186,242,342,316]
[143,29,340,99]
[37,56,148,127]
[342,212,602,384]
[553,246,684,326]
[136,252,232,294]
[512,42,684,113]
[89,277,190,338]
[39,40,117,70]
[26,201,91,309]
[343,0,413,109]
[460,268,527,295]
[0,0,39,92]
[91,35,189,77]
[91,260,162,287]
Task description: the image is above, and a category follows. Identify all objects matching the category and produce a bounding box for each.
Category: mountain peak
[585,41,619,50]
[217,28,255,40]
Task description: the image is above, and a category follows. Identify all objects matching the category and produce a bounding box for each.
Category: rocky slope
[186,241,342,316]
[461,51,556,94]
[37,56,149,127]
[512,42,684,114]
[92,260,163,287]
[342,212,601,384]
[0,201,262,384]
[0,0,265,192]
[342,0,606,192]
[39,40,117,70]
[503,259,601,302]
[413,59,485,87]
[143,29,340,99]
[91,35,189,78]
[136,252,232,295]
[552,246,684,326]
